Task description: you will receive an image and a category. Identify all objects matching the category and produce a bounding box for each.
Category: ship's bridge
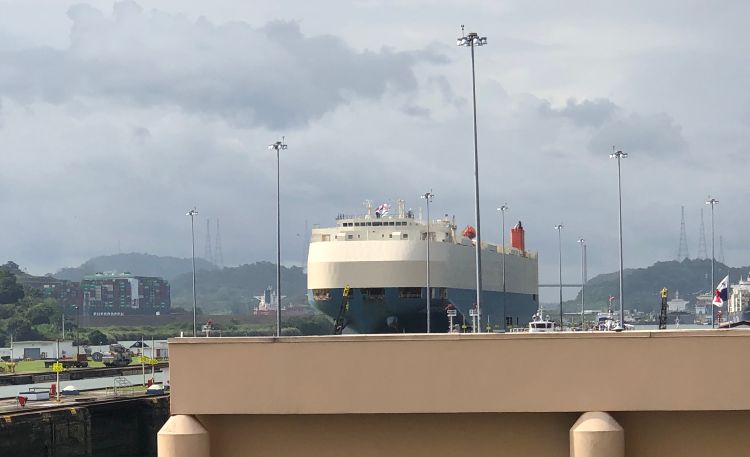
[312,213,456,244]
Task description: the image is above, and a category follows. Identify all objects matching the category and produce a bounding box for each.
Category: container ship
[307,201,539,333]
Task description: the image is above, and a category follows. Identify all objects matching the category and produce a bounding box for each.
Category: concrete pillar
[570,411,624,457]
[158,414,210,457]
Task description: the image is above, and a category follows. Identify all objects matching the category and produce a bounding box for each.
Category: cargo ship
[307,201,539,333]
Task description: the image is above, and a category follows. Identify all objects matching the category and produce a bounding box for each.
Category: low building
[0,340,75,361]
[82,272,170,316]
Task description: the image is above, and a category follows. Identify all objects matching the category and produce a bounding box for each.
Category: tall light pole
[554,224,564,330]
[610,148,628,330]
[186,208,198,337]
[498,204,509,331]
[421,191,435,333]
[457,26,487,332]
[577,238,587,330]
[706,196,719,328]
[269,138,288,337]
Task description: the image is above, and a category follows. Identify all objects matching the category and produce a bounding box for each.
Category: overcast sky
[1,0,748,300]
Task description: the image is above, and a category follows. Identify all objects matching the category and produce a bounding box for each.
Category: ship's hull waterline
[310,287,538,333]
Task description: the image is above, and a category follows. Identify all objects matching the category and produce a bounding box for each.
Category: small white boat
[528,312,557,332]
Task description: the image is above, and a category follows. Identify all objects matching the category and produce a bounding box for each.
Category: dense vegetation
[55,252,215,282]
[54,254,307,314]
[0,264,66,345]
[562,258,745,314]
[1,260,330,344]
[90,315,332,341]
[170,261,308,313]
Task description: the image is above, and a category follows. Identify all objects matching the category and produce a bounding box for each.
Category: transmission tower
[215,218,224,268]
[697,208,708,259]
[204,219,214,265]
[719,235,726,264]
[676,206,689,261]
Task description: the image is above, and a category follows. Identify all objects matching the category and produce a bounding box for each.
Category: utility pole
[554,224,564,330]
[498,204,509,331]
[578,239,586,329]
[420,191,434,332]
[610,148,628,331]
[706,196,719,328]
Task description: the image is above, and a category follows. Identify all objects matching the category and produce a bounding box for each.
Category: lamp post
[554,224,564,330]
[457,26,487,332]
[706,196,719,328]
[269,138,288,337]
[498,204,508,330]
[186,208,198,337]
[610,148,628,330]
[577,238,587,330]
[421,191,435,332]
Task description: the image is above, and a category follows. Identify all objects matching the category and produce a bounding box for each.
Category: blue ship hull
[310,287,538,333]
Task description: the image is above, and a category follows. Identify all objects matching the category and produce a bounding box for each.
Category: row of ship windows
[341,221,409,227]
[322,233,409,241]
[313,288,448,301]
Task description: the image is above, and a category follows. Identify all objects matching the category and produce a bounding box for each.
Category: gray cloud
[0,0,748,300]
[537,97,687,158]
[539,98,618,128]
[0,1,446,129]
[588,112,687,157]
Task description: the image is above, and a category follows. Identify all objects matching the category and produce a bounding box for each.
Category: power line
[215,218,224,269]
[677,205,689,261]
[697,208,708,260]
[204,218,214,265]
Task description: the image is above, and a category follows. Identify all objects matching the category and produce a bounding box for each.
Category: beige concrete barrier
[570,412,624,457]
[158,414,210,457]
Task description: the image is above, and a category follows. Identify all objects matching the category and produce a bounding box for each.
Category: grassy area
[1,359,156,374]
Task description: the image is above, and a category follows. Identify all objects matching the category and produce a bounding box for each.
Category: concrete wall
[196,411,750,457]
[166,331,750,456]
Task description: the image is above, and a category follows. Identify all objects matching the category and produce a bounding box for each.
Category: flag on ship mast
[712,275,729,306]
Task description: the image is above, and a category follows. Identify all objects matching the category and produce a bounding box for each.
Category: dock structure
[160,331,750,457]
[0,393,169,457]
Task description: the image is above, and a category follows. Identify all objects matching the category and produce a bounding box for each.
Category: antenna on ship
[676,206,689,261]
[363,200,373,218]
[697,208,708,259]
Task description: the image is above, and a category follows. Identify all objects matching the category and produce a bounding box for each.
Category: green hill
[169,262,307,314]
[54,253,215,281]
[564,258,747,313]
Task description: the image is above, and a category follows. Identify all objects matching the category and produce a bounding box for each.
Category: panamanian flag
[712,275,729,306]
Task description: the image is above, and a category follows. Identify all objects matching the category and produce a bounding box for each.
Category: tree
[26,300,61,326]
[0,303,16,319]
[87,330,109,345]
[6,316,39,340]
[0,270,24,304]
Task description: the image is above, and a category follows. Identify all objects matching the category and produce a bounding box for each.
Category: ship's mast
[397,199,405,218]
